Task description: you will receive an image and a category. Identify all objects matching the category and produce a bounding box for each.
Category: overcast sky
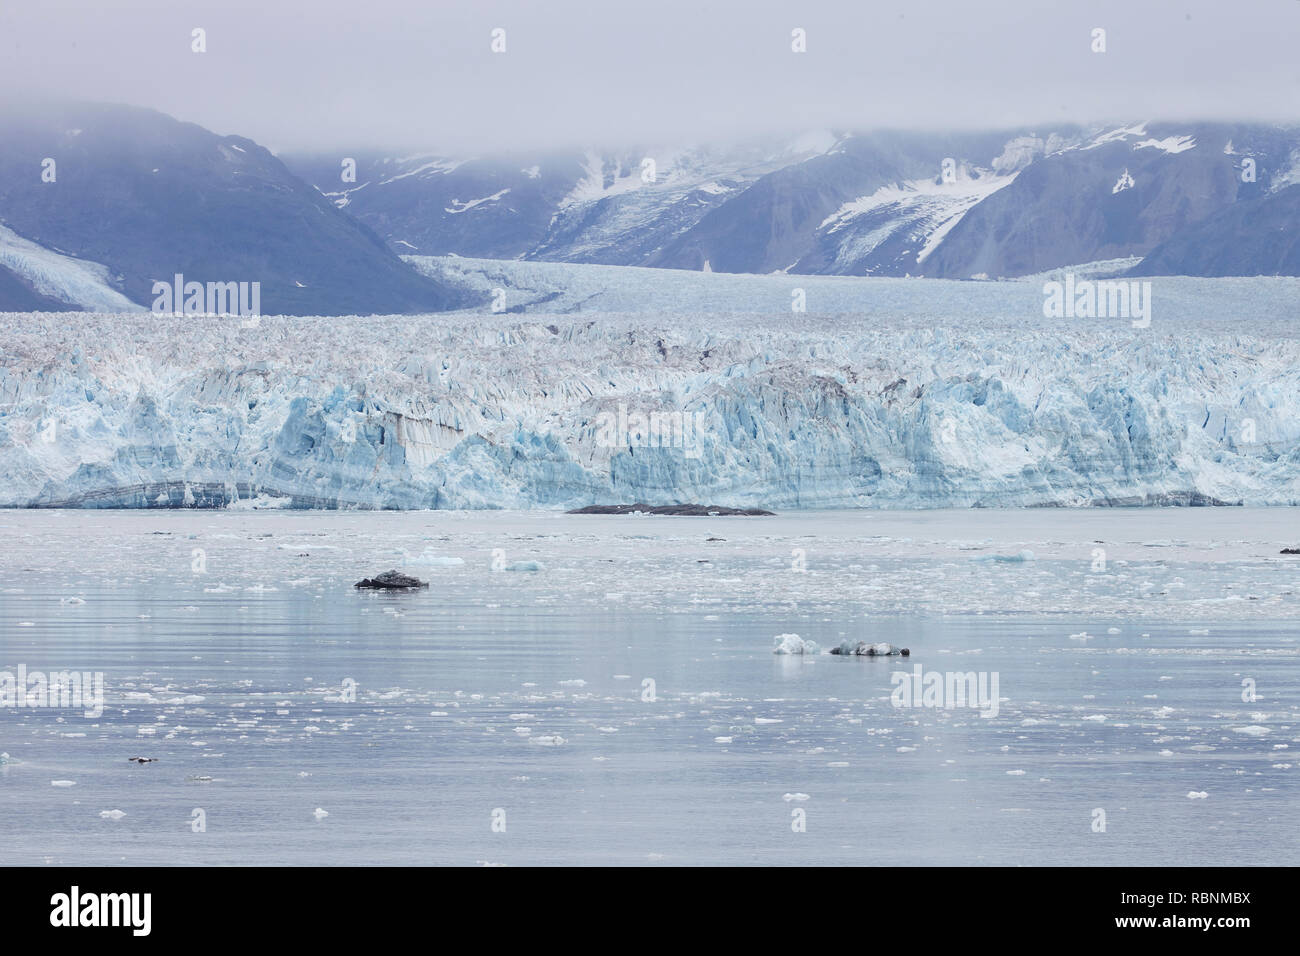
[2,0,1298,154]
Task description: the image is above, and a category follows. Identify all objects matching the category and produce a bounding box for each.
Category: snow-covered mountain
[4,276,1298,510]
[285,122,1300,279]
[282,135,844,267]
[920,122,1300,278]
[4,105,1297,316]
[0,102,470,315]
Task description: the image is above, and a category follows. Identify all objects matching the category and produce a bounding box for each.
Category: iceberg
[773,633,819,655]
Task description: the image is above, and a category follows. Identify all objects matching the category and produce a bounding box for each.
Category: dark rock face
[1281,548,1300,555]
[922,129,1222,277]
[566,503,775,516]
[354,570,429,589]
[829,642,910,656]
[1129,184,1300,277]
[283,151,591,260]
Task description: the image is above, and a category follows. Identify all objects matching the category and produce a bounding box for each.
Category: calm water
[1,509,1297,865]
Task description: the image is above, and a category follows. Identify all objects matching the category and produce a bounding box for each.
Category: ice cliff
[1,305,1298,509]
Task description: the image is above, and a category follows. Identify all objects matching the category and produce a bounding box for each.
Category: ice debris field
[0,509,1297,865]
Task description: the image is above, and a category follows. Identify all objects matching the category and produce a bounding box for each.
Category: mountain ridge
[284,120,1300,281]
[0,101,473,315]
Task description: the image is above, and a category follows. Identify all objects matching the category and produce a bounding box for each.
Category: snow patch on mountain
[445,189,511,214]
[1269,148,1300,192]
[1133,135,1197,154]
[378,156,465,184]
[992,134,1074,171]
[1083,123,1151,150]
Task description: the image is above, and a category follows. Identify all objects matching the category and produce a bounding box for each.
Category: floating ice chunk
[530,735,566,746]
[405,549,465,567]
[973,550,1034,563]
[313,808,329,819]
[99,809,127,820]
[1186,791,1208,799]
[1006,770,1026,775]
[714,736,733,743]
[1232,725,1270,736]
[782,793,810,802]
[505,560,545,572]
[558,679,587,687]
[51,780,76,787]
[773,633,819,655]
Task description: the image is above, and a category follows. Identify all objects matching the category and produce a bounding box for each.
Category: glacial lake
[1,508,1297,865]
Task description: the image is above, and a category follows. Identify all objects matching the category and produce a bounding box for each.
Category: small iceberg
[973,549,1035,563]
[773,633,819,655]
[405,549,465,568]
[505,560,545,572]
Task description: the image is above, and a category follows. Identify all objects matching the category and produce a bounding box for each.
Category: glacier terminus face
[2,281,1298,511]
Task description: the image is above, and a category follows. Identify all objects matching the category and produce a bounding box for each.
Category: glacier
[0,224,143,313]
[1,278,1298,510]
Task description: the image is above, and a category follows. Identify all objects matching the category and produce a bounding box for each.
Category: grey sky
[2,0,1298,154]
